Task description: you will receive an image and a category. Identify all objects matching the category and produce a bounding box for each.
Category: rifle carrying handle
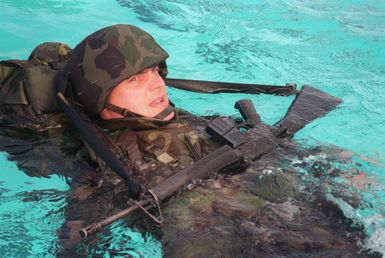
[234,99,262,128]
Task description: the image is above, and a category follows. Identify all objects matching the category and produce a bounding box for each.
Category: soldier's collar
[105,103,175,120]
[99,109,181,131]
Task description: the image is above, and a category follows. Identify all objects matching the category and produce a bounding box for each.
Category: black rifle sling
[165,78,297,96]
[56,92,141,197]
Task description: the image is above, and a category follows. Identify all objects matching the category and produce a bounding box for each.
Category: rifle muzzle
[79,223,102,238]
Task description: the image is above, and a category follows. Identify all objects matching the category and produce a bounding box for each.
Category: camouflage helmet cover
[29,42,72,69]
[69,24,169,117]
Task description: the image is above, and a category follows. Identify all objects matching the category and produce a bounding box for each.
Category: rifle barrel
[79,199,152,238]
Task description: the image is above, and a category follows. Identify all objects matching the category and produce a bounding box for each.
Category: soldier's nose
[149,71,166,90]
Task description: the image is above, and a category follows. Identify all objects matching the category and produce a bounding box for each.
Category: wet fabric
[52,108,378,256]
[89,109,217,191]
[0,117,380,257]
[0,42,71,129]
[159,145,378,257]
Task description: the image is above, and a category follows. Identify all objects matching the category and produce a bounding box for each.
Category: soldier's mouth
[150,96,167,108]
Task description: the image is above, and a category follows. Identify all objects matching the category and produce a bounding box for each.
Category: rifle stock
[273,85,342,138]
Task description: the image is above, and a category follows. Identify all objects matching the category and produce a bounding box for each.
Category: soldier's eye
[128,75,138,82]
[152,66,159,72]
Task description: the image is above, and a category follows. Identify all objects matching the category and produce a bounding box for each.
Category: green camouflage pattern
[68,24,169,117]
[1,42,72,129]
[100,114,216,190]
[28,42,72,69]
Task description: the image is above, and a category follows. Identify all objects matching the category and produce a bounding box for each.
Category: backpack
[0,42,71,130]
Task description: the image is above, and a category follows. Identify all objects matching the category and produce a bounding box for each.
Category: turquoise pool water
[1,0,384,256]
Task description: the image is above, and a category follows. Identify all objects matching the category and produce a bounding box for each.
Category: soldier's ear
[158,61,168,78]
[100,109,110,120]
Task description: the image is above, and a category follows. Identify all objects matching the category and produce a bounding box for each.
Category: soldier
[65,24,218,192]
[54,24,224,254]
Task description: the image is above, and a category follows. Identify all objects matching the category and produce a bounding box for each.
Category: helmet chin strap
[153,105,175,120]
[105,103,175,120]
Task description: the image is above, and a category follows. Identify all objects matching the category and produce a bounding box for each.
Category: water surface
[1,0,384,256]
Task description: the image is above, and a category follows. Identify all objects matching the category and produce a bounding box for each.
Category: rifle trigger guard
[135,190,163,225]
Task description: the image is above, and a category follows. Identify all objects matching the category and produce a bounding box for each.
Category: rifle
[79,85,342,238]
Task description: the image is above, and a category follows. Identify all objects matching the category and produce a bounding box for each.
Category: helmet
[68,24,169,117]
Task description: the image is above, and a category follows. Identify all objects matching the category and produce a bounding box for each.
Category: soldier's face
[103,66,174,120]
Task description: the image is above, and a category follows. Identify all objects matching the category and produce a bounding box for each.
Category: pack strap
[184,131,202,160]
[165,78,298,96]
[0,61,25,104]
